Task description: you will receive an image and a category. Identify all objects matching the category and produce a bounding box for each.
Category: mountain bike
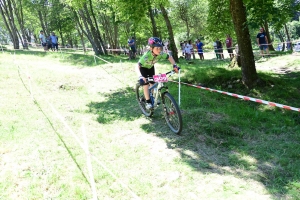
[135,70,183,134]
[128,49,136,60]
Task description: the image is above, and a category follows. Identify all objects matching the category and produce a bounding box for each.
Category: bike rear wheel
[136,83,153,117]
[162,92,183,134]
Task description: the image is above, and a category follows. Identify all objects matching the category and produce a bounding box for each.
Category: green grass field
[0,48,300,199]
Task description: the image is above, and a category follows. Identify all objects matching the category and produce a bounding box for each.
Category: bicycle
[135,70,183,134]
[128,49,136,60]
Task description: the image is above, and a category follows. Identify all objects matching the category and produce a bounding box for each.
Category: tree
[66,0,107,55]
[0,0,20,49]
[229,0,258,89]
[207,0,235,40]
[160,4,179,62]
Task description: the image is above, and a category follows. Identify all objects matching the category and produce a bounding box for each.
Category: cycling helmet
[148,37,163,47]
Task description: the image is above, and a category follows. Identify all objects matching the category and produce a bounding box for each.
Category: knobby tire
[162,92,183,134]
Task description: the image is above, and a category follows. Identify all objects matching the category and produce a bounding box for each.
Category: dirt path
[255,54,300,74]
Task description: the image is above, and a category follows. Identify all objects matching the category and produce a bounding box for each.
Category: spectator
[216,38,224,59]
[47,36,52,51]
[196,39,204,60]
[225,34,234,59]
[189,40,195,60]
[50,32,58,51]
[180,41,184,57]
[184,41,192,60]
[22,35,28,49]
[286,39,291,51]
[213,41,218,59]
[183,41,188,58]
[128,36,136,58]
[39,30,47,51]
[256,27,269,57]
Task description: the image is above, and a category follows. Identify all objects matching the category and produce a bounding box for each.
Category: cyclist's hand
[139,76,146,85]
[173,65,180,73]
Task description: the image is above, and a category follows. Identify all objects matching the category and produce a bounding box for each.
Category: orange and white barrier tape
[170,80,300,112]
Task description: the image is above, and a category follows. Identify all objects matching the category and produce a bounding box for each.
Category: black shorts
[227,48,233,53]
[140,66,155,84]
[42,43,46,47]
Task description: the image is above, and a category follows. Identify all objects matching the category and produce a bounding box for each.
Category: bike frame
[147,70,175,108]
[148,82,166,108]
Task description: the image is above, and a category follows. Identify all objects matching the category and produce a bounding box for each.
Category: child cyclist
[135,37,180,110]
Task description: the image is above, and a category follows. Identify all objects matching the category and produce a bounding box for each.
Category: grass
[0,47,300,199]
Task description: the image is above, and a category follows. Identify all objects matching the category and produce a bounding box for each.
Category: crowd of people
[180,34,235,61]
[39,30,59,52]
[35,27,293,57]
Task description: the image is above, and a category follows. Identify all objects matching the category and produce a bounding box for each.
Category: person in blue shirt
[50,32,59,51]
[256,27,269,57]
[128,37,136,58]
[196,39,204,60]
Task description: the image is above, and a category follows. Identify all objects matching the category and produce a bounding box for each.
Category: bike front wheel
[135,82,153,117]
[162,92,183,134]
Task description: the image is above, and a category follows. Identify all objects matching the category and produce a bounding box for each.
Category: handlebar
[145,70,178,82]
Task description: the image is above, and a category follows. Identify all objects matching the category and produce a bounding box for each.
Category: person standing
[180,41,184,57]
[196,39,204,60]
[128,37,136,58]
[256,27,269,57]
[47,35,52,51]
[286,39,291,51]
[189,40,195,60]
[50,32,59,51]
[225,34,234,59]
[184,41,192,60]
[39,30,47,51]
[216,38,224,59]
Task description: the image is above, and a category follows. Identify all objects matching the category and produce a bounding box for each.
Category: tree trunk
[88,0,106,54]
[277,31,285,51]
[76,24,86,53]
[38,11,47,35]
[285,23,293,51]
[263,21,274,51]
[229,0,258,89]
[100,14,113,50]
[113,19,118,50]
[78,10,100,54]
[148,1,159,37]
[160,5,179,63]
[11,0,27,48]
[0,0,19,49]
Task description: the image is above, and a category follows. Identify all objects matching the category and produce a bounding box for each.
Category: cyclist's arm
[167,55,176,65]
[135,63,143,77]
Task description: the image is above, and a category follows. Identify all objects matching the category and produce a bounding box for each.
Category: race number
[153,74,168,82]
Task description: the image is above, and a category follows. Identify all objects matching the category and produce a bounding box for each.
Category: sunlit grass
[0,49,300,199]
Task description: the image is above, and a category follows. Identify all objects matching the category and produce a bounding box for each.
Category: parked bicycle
[135,70,183,134]
[128,49,136,59]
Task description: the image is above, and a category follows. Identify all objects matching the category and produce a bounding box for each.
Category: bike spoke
[163,93,183,134]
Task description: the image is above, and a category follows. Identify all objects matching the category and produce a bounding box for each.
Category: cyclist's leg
[143,84,150,100]
[140,66,155,102]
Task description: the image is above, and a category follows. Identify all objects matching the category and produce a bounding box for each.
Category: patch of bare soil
[255,54,300,74]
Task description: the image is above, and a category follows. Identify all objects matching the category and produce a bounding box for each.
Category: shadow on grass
[86,73,300,198]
